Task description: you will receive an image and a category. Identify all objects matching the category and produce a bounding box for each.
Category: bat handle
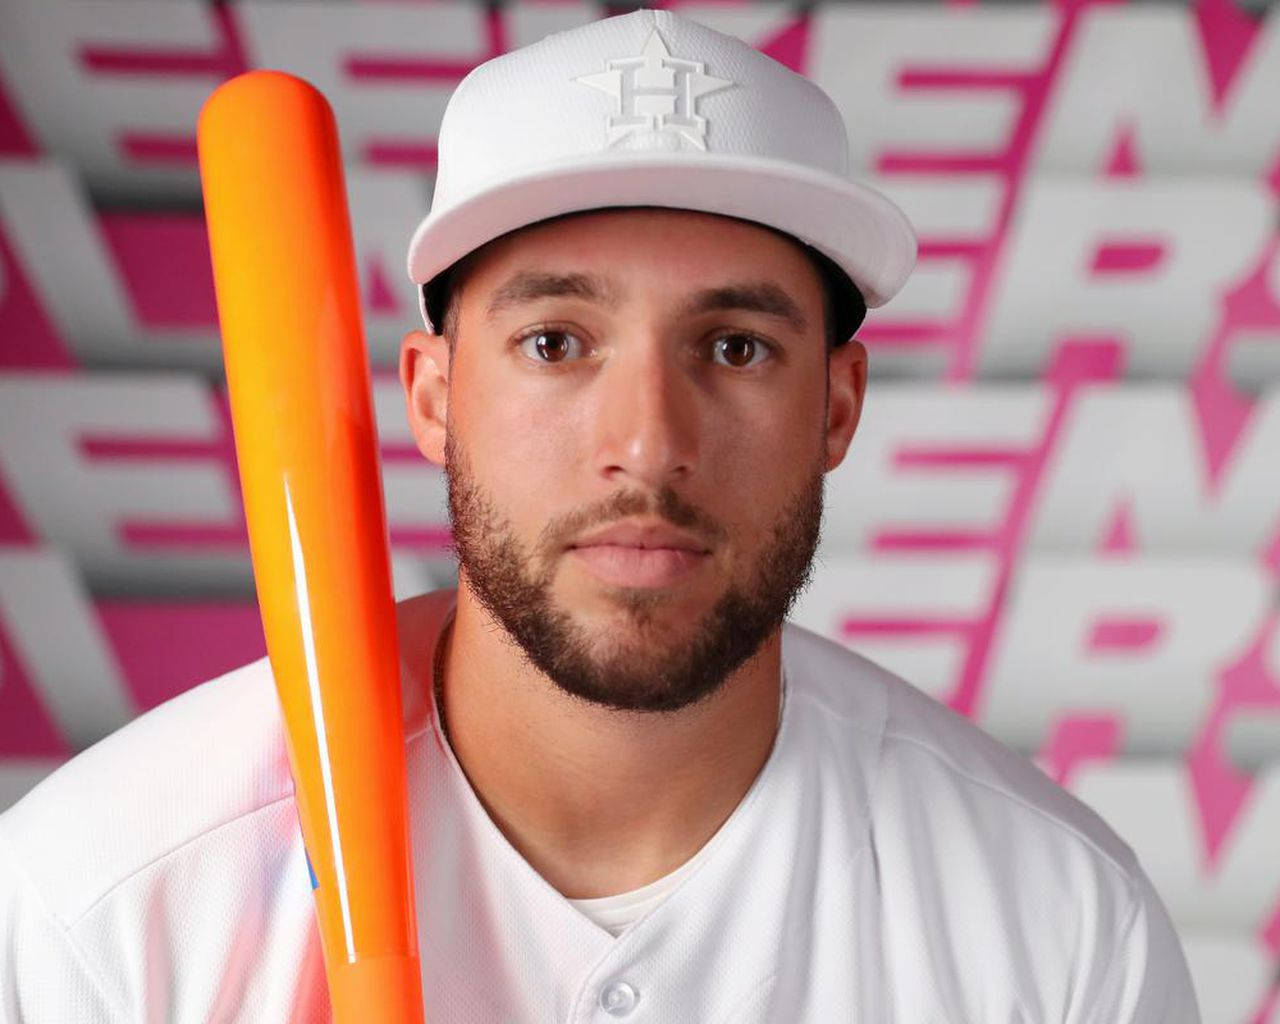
[329,956,425,1020]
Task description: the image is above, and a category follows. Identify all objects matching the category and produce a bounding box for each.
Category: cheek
[451,365,587,500]
[707,388,823,483]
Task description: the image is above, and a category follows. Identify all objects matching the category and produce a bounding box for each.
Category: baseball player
[0,8,1199,1022]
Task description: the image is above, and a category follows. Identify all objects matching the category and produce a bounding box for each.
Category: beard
[444,430,824,713]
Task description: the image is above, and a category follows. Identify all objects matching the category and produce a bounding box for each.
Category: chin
[566,575,720,627]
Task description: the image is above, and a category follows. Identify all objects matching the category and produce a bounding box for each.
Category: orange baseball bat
[197,71,425,1022]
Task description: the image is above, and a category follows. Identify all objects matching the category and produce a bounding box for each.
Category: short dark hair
[420,209,867,352]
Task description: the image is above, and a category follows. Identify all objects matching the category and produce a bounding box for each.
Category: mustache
[538,486,727,553]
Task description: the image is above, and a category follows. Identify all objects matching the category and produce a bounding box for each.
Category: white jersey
[0,588,1199,1022]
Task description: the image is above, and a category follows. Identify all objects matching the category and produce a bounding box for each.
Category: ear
[399,328,450,466]
[824,339,868,471]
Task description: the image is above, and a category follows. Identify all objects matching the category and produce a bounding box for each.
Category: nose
[591,335,700,490]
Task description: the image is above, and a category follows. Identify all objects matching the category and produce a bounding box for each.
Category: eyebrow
[485,271,618,320]
[484,270,808,334]
[676,283,808,334]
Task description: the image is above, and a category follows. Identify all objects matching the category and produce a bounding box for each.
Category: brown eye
[519,329,584,363]
[713,334,768,368]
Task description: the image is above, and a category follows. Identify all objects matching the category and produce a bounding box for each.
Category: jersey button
[599,980,639,1016]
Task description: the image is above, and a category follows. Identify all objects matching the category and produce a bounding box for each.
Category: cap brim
[405,151,916,316]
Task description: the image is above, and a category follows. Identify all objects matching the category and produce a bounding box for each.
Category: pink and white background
[0,0,1277,1018]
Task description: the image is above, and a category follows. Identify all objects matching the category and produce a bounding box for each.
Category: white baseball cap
[406,7,917,335]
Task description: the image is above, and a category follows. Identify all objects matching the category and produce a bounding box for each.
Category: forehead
[457,208,825,308]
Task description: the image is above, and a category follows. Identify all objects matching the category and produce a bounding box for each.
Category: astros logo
[574,28,735,151]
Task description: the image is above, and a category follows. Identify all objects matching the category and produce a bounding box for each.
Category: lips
[570,544,708,588]
[568,521,710,553]
[567,520,711,588]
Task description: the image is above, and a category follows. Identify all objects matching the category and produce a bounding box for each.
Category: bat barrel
[198,71,424,1022]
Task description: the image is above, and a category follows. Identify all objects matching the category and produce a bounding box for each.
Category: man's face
[421,208,863,713]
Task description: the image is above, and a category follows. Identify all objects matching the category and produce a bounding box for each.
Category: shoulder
[780,618,1140,886]
[0,653,330,1020]
[781,620,1199,1019]
[0,654,293,924]
[0,586,457,927]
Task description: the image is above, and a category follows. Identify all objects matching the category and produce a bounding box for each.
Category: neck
[433,585,784,899]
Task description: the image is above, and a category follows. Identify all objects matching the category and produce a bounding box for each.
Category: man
[0,8,1198,1022]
